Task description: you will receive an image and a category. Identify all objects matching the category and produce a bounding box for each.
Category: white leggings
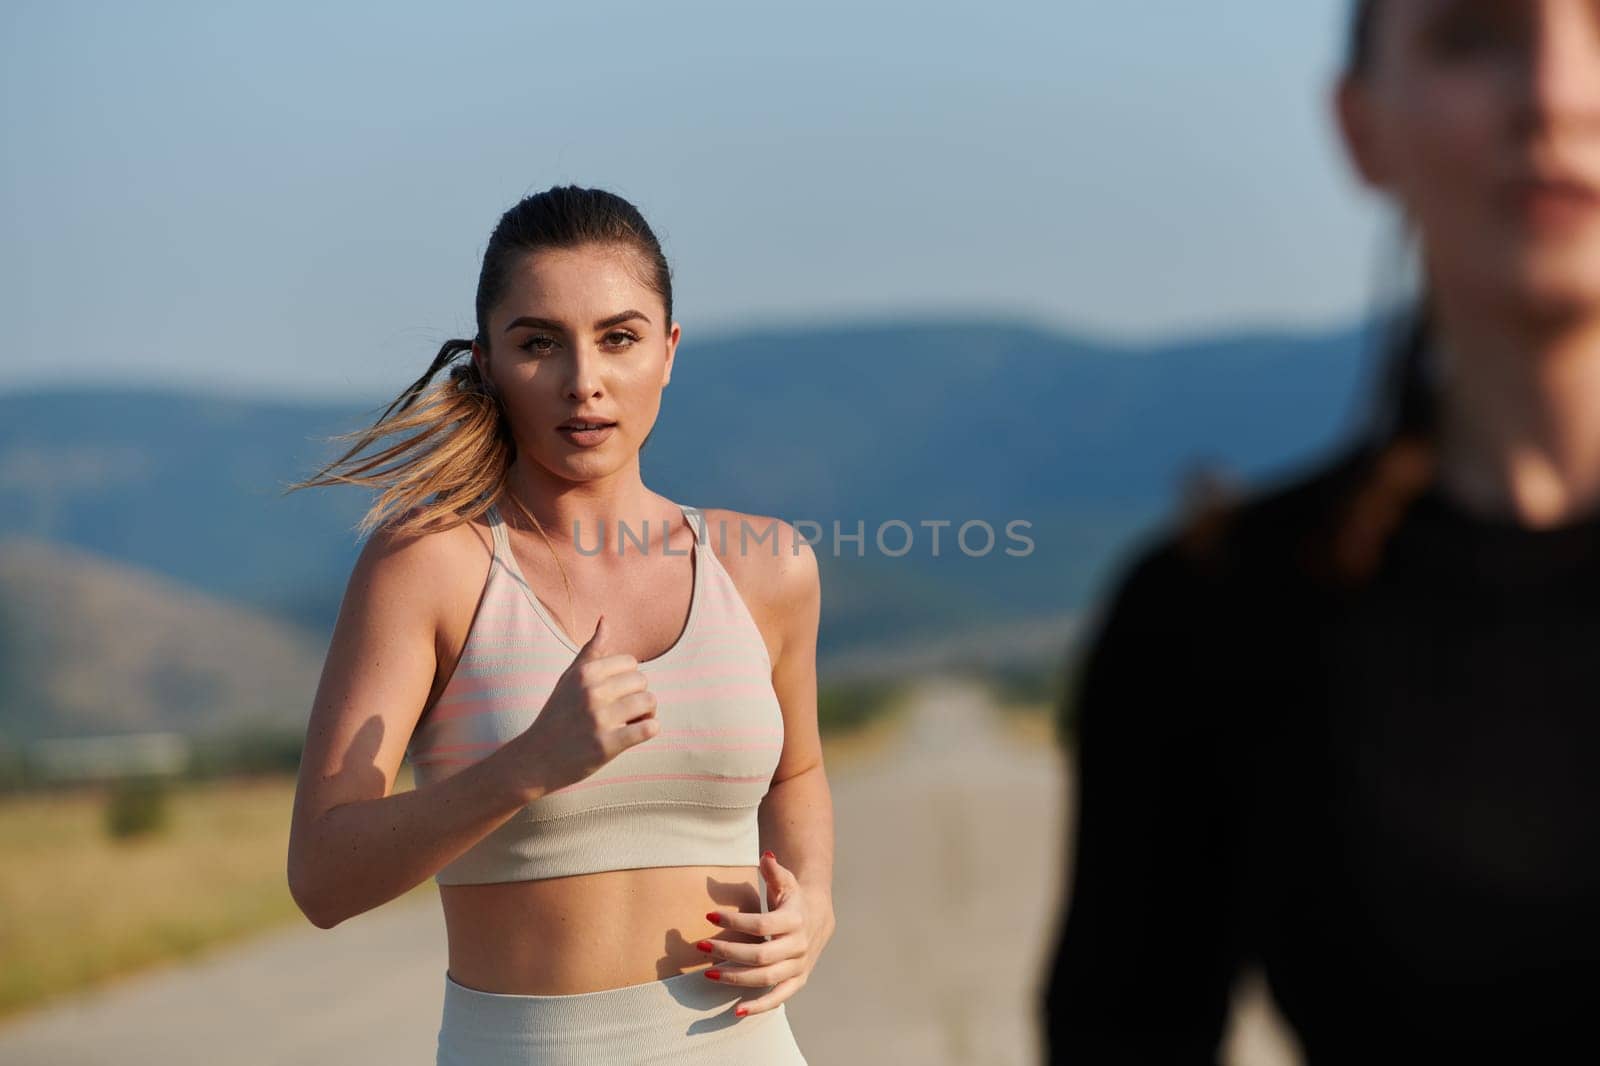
[435,968,808,1065]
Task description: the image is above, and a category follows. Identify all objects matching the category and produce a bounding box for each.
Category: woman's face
[1336,0,1600,319]
[474,242,679,484]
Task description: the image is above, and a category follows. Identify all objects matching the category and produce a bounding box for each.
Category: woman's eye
[604,330,639,348]
[519,335,557,354]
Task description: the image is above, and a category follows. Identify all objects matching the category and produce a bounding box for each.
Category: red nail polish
[735,1004,748,1017]
[705,911,722,925]
[704,969,721,980]
[762,850,775,860]
[696,940,714,952]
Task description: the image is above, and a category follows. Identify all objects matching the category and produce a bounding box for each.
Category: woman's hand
[507,613,659,795]
[698,850,835,1016]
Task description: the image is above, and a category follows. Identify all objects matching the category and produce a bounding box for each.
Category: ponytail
[1170,300,1440,585]
[282,337,512,540]
[1312,302,1439,586]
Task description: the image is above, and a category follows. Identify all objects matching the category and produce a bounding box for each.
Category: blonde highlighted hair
[283,337,509,539]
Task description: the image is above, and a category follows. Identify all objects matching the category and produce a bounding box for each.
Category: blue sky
[1,0,1379,400]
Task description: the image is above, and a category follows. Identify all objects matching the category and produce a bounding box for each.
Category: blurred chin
[1431,222,1600,322]
[1503,240,1600,319]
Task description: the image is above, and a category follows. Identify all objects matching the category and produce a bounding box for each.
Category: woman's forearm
[758,760,837,923]
[287,744,547,928]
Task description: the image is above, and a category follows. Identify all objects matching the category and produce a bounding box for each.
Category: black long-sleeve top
[1041,444,1600,1063]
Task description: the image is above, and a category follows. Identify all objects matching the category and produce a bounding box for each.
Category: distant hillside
[0,529,1085,745]
[0,537,324,744]
[0,317,1383,658]
[0,391,375,632]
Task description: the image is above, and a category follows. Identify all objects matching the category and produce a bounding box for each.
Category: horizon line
[0,306,1381,408]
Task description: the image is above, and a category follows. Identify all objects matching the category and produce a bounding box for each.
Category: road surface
[0,676,1297,1065]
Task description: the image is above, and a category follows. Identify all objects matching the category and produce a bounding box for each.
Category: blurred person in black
[1040,1,1600,1061]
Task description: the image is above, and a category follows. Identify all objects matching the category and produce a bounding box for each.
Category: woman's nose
[1518,2,1600,136]
[563,344,604,400]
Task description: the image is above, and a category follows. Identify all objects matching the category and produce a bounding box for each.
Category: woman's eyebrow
[503,315,565,334]
[502,309,651,334]
[595,309,651,329]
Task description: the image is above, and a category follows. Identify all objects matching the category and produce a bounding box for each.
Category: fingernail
[704,969,721,981]
[762,850,775,860]
[696,940,714,953]
[705,911,722,925]
[735,1004,748,1017]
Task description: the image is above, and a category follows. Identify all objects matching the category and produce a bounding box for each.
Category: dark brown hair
[284,185,674,539]
[1347,0,1380,76]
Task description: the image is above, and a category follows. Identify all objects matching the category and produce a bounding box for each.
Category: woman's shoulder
[695,506,818,614]
[1112,440,1374,603]
[351,503,495,618]
[364,502,491,560]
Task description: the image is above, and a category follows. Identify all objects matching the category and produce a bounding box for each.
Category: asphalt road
[0,676,1298,1065]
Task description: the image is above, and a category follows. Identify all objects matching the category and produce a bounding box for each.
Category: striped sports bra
[405,500,786,885]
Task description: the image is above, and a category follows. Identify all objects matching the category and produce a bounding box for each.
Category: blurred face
[473,242,679,483]
[1336,0,1600,320]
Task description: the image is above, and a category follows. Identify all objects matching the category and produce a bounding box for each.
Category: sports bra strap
[681,504,707,547]
[486,502,512,562]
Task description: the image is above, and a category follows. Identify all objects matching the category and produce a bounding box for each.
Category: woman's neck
[1431,288,1600,528]
[502,460,665,554]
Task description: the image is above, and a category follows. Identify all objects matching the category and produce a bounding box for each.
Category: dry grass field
[0,680,1300,1065]
[0,701,913,1023]
[0,773,433,1020]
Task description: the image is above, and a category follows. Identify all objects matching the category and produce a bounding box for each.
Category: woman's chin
[530,450,625,483]
[1473,244,1600,323]
[1514,268,1600,324]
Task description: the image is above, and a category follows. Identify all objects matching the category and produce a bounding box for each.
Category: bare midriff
[439,864,767,994]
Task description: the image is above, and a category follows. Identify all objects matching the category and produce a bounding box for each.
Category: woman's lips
[1499,175,1600,229]
[556,423,616,447]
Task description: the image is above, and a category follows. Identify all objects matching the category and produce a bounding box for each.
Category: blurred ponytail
[1317,301,1439,586]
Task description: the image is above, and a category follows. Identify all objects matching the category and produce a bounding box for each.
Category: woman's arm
[1040,536,1248,1063]
[285,518,554,929]
[756,524,833,922]
[698,513,835,1013]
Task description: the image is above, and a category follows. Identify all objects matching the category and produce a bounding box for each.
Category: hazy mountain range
[0,316,1387,743]
[0,537,325,745]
